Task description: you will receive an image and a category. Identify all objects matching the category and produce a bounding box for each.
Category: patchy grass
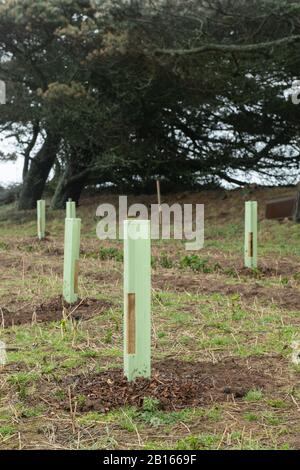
[0,187,300,449]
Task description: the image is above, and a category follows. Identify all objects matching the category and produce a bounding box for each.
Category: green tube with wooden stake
[66,199,76,219]
[244,201,258,269]
[37,200,46,240]
[63,218,81,304]
[124,219,151,382]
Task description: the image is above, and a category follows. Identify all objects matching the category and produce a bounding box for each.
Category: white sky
[0,159,23,185]
[0,136,23,186]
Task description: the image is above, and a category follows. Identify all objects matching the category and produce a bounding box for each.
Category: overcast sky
[0,159,23,185]
[0,137,23,186]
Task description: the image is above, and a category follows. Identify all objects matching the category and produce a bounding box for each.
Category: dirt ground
[1,296,112,327]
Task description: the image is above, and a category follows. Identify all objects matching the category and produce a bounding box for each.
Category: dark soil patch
[154,247,300,278]
[0,362,33,374]
[0,296,112,327]
[154,272,300,310]
[87,270,121,283]
[0,253,23,270]
[12,236,64,256]
[201,251,300,278]
[44,356,290,413]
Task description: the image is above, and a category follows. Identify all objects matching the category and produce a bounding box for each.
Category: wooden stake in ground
[244,201,257,269]
[37,200,46,240]
[63,218,81,304]
[66,199,76,219]
[156,179,162,225]
[124,219,151,381]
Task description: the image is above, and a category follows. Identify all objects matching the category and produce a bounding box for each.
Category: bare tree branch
[155,34,300,56]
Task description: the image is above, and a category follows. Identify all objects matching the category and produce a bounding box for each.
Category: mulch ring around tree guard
[0,296,113,327]
[47,356,291,413]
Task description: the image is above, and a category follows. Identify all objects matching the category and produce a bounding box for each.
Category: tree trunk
[51,166,88,209]
[18,132,60,210]
[293,182,300,223]
[22,122,40,181]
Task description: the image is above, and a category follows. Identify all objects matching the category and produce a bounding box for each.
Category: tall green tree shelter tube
[124,219,151,382]
[63,218,81,304]
[244,201,258,269]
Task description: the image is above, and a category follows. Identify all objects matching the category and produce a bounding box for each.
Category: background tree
[1,0,300,209]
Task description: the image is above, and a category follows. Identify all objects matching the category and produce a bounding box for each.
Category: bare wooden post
[37,200,46,240]
[124,219,151,381]
[66,199,76,219]
[63,218,81,304]
[126,293,136,354]
[156,180,162,225]
[244,201,258,269]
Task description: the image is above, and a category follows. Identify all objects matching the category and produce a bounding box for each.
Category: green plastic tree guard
[124,219,151,382]
[244,201,258,269]
[66,199,76,219]
[37,200,46,240]
[63,218,81,304]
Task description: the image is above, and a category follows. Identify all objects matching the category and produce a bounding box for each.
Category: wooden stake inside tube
[127,293,136,354]
[156,180,162,225]
[248,232,253,258]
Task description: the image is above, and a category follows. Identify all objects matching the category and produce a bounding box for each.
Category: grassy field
[1,186,300,450]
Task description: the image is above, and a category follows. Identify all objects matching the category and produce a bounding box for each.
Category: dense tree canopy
[0,0,300,209]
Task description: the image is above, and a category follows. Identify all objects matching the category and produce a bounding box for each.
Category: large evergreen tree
[1,0,300,209]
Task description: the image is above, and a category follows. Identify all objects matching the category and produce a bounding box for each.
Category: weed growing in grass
[24,244,35,253]
[8,372,39,400]
[0,241,9,251]
[280,277,289,286]
[231,308,247,321]
[159,255,174,269]
[99,247,123,262]
[143,440,172,450]
[244,389,264,402]
[118,408,138,432]
[80,349,98,358]
[138,401,208,428]
[0,425,16,437]
[223,267,238,277]
[77,411,109,426]
[180,255,211,272]
[243,412,259,422]
[176,434,220,450]
[142,397,160,413]
[54,390,66,401]
[205,406,222,421]
[157,331,166,339]
[153,291,175,307]
[76,394,87,407]
[262,411,282,426]
[267,399,287,409]
[104,329,113,344]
